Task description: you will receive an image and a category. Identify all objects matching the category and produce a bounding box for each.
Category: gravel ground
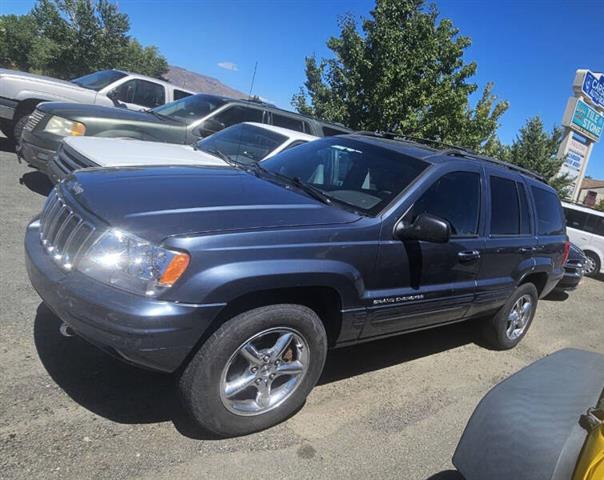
[1,136,603,480]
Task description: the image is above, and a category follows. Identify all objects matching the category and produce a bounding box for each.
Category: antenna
[248,61,258,100]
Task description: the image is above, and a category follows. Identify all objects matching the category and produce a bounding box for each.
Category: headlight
[44,116,86,136]
[77,229,189,296]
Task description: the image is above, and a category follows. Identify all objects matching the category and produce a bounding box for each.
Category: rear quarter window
[531,186,564,236]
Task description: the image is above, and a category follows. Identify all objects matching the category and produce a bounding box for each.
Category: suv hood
[38,102,165,124]
[60,166,361,243]
[64,137,226,167]
[0,69,78,89]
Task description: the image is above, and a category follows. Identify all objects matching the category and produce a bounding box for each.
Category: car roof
[243,122,318,141]
[112,69,196,93]
[561,201,604,217]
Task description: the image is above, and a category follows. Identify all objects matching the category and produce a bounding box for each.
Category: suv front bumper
[25,219,225,372]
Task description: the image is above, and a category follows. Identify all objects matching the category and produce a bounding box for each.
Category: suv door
[361,167,485,338]
[468,169,537,318]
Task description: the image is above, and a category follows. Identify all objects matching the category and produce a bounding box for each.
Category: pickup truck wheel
[482,283,538,350]
[178,304,327,437]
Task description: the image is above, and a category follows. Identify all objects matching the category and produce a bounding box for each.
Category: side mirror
[196,118,225,137]
[395,213,451,243]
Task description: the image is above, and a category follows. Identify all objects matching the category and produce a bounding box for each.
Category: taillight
[561,241,570,266]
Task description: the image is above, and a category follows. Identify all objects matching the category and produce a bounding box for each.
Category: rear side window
[272,113,305,132]
[213,106,264,127]
[411,171,481,236]
[173,89,192,100]
[564,207,588,231]
[584,213,604,236]
[322,126,349,136]
[531,187,564,236]
[490,176,520,235]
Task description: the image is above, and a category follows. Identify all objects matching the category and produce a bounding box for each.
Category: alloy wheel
[505,294,533,340]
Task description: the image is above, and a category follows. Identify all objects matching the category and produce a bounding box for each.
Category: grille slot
[40,191,96,269]
[24,109,45,131]
[54,144,97,176]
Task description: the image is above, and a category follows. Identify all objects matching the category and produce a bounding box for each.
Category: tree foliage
[505,116,572,197]
[0,0,168,79]
[292,0,508,150]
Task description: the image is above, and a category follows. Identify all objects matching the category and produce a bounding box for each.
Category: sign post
[559,70,603,201]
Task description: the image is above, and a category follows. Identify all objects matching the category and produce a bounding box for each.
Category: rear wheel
[178,304,327,437]
[482,283,538,350]
[583,251,601,278]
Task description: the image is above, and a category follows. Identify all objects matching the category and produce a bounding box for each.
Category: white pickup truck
[0,69,195,140]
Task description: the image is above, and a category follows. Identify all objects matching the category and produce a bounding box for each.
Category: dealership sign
[562,97,604,142]
[581,71,604,108]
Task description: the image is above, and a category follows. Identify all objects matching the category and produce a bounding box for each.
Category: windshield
[152,94,227,125]
[71,70,127,91]
[261,136,428,215]
[197,123,288,164]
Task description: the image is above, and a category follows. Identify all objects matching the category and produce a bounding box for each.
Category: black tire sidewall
[584,251,601,278]
[179,304,327,437]
[488,283,538,350]
[13,115,29,146]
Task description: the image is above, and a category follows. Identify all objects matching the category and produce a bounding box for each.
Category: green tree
[0,0,167,79]
[292,0,508,149]
[507,116,572,196]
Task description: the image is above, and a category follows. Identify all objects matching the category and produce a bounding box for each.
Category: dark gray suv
[25,133,568,436]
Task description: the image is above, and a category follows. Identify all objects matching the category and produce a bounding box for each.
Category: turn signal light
[159,252,190,286]
[70,122,86,136]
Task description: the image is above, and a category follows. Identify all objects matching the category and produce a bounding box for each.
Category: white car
[562,201,604,277]
[48,122,317,184]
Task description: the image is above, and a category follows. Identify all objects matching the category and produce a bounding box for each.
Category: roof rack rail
[356,130,546,182]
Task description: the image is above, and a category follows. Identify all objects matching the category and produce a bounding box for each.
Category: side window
[531,186,565,236]
[173,89,192,100]
[563,207,588,231]
[584,213,604,236]
[517,182,532,235]
[213,106,264,128]
[113,79,166,108]
[322,126,348,136]
[281,140,307,152]
[490,176,520,235]
[409,171,481,236]
[272,113,305,132]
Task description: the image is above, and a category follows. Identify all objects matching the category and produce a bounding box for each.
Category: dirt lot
[1,136,602,480]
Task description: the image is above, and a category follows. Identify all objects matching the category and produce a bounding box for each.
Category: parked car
[19,94,351,174]
[453,348,604,480]
[25,133,567,436]
[554,243,587,292]
[47,122,317,184]
[562,201,604,277]
[0,69,194,141]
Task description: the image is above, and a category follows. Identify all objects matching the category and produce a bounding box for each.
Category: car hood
[64,137,226,167]
[38,102,165,124]
[0,69,78,89]
[60,166,361,243]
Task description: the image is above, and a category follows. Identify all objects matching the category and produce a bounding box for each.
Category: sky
[2,0,603,177]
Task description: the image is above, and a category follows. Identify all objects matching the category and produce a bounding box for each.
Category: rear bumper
[25,219,225,372]
[555,266,583,291]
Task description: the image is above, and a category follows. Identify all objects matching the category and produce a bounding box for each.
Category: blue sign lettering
[582,71,604,108]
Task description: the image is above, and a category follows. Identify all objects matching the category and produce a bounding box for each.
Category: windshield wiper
[288,176,332,205]
[202,148,243,168]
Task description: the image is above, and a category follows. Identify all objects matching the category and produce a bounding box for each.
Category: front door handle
[518,247,536,254]
[458,250,481,262]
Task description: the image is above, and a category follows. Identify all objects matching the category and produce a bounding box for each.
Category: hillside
[165,65,247,99]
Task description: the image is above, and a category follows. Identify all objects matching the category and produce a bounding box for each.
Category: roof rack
[356,130,546,182]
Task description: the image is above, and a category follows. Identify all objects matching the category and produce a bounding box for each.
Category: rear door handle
[458,250,481,261]
[518,247,536,254]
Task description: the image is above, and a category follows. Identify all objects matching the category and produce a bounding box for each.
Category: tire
[583,251,601,278]
[13,114,29,147]
[178,304,328,437]
[482,283,538,350]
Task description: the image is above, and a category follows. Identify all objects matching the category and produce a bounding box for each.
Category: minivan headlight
[77,229,189,296]
[44,116,86,136]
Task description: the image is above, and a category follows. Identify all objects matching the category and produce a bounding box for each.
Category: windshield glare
[153,94,227,124]
[261,137,428,215]
[71,70,127,91]
[197,123,288,164]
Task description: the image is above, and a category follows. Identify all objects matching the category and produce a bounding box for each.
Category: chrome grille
[54,144,97,175]
[40,191,96,270]
[25,109,45,131]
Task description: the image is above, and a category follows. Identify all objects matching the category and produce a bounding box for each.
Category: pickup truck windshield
[261,136,428,215]
[152,94,228,125]
[197,123,287,164]
[71,70,127,91]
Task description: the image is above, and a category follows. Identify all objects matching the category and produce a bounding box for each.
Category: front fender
[176,259,365,308]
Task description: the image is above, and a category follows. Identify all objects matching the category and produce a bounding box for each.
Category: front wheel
[482,283,538,350]
[178,304,327,437]
[583,251,601,278]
